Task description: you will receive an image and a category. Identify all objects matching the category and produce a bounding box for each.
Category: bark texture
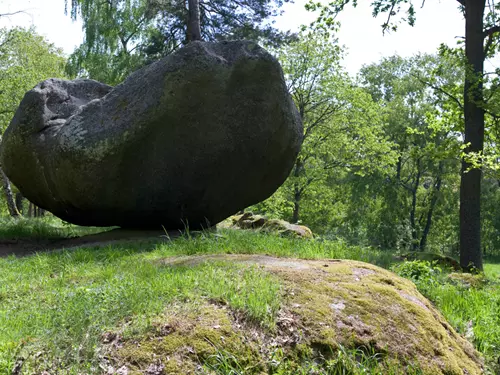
[187,0,202,42]
[460,0,485,271]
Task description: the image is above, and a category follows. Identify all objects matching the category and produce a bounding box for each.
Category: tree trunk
[396,155,402,182]
[460,0,485,271]
[420,162,443,251]
[410,159,421,251]
[187,0,202,42]
[292,192,300,224]
[0,167,20,217]
[15,192,24,215]
[292,158,303,224]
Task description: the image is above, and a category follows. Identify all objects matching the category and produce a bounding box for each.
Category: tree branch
[412,73,464,110]
[483,25,500,39]
[0,10,26,18]
[382,2,397,33]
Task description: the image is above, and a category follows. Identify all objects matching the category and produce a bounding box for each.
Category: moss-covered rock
[113,304,263,374]
[1,41,302,229]
[222,212,313,238]
[401,252,462,271]
[447,272,489,289]
[109,255,483,374]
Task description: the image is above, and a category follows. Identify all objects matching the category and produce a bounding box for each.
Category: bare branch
[382,1,397,34]
[0,10,27,18]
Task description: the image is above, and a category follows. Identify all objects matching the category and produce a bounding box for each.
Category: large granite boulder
[0,41,303,228]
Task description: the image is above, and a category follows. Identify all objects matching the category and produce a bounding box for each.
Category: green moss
[266,259,483,375]
[116,303,262,374]
[109,257,482,375]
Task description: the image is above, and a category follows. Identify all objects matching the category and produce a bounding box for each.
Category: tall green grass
[0,248,281,373]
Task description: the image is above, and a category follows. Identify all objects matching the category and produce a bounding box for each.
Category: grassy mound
[0,221,497,374]
[110,256,482,375]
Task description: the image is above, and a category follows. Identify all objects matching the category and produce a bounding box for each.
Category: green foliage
[65,0,295,85]
[0,27,66,132]
[343,54,464,252]
[251,32,396,231]
[392,260,442,287]
[305,0,417,33]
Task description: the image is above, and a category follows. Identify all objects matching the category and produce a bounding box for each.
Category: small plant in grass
[391,260,443,293]
[203,341,249,375]
[265,344,423,375]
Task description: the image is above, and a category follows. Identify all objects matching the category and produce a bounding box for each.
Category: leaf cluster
[0,27,66,133]
[65,0,296,84]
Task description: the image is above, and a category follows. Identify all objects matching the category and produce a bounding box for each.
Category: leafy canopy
[65,0,295,84]
[0,27,66,133]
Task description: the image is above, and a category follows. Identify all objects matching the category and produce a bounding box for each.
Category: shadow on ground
[0,228,180,257]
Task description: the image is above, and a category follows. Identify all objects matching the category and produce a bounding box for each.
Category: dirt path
[0,228,180,257]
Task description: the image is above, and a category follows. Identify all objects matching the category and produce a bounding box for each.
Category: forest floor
[0,228,175,257]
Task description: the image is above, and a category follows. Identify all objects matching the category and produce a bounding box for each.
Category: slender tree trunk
[0,167,20,217]
[15,192,24,215]
[292,192,301,224]
[460,0,485,271]
[187,0,202,42]
[292,158,303,224]
[420,162,443,251]
[410,159,421,251]
[28,202,33,217]
[396,155,402,181]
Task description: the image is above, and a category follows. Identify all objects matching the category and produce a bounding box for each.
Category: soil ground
[0,228,179,257]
